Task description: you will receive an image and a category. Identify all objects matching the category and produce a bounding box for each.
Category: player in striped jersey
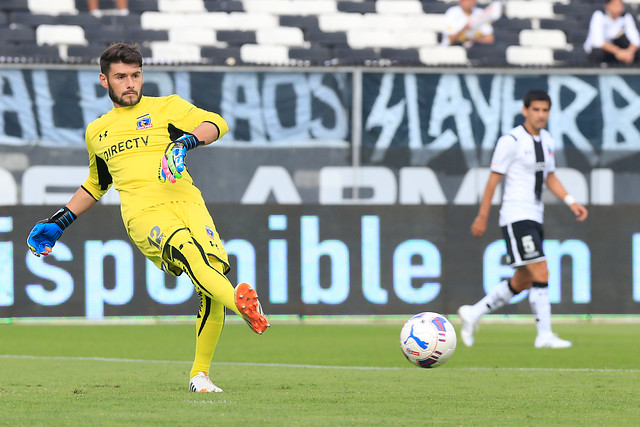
[458,90,588,349]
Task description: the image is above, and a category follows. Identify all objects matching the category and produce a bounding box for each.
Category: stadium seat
[539,18,583,32]
[492,29,521,46]
[127,28,169,42]
[289,46,332,65]
[409,14,446,32]
[505,1,555,20]
[289,0,338,16]
[200,46,242,64]
[318,13,364,32]
[66,43,104,59]
[157,0,206,13]
[140,12,191,29]
[0,44,60,62]
[361,14,411,32]
[28,0,77,15]
[419,46,468,65]
[279,15,319,31]
[126,0,160,13]
[380,48,421,65]
[333,47,380,65]
[554,2,597,20]
[242,0,295,15]
[203,0,244,12]
[420,1,450,14]
[305,30,348,48]
[229,12,279,30]
[466,43,508,67]
[0,26,35,43]
[57,14,103,27]
[337,1,376,14]
[257,27,305,47]
[554,48,588,67]
[84,27,127,44]
[519,29,568,49]
[216,30,257,46]
[240,44,290,65]
[565,29,587,45]
[506,46,554,66]
[347,29,436,49]
[10,12,58,26]
[168,28,217,46]
[149,41,202,62]
[376,0,423,15]
[36,25,86,46]
[1,0,30,12]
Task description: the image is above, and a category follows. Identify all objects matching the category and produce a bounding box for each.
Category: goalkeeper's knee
[164,229,222,285]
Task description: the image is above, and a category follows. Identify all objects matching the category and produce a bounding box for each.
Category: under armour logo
[99,130,108,141]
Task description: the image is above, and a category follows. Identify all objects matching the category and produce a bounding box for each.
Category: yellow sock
[190,294,225,378]
[164,229,242,378]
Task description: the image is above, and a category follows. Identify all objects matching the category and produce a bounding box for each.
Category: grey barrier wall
[1,205,639,318]
[1,66,640,317]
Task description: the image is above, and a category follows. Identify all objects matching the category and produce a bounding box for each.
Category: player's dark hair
[523,90,551,108]
[100,43,143,75]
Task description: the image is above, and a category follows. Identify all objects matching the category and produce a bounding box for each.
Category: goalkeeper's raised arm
[159,121,224,183]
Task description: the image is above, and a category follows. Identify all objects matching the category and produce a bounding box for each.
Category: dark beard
[107,83,142,107]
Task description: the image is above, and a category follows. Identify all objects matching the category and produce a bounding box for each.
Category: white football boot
[534,333,572,349]
[189,372,223,393]
[458,305,479,347]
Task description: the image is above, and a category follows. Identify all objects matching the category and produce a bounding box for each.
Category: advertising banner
[2,69,640,204]
[2,205,639,318]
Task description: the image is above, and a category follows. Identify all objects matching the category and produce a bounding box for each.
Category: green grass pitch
[1,319,639,426]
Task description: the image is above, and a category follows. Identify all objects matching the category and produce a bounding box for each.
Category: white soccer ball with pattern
[399,312,457,368]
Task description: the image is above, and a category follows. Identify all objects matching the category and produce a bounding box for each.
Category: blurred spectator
[442,0,499,48]
[584,0,640,65]
[88,0,129,18]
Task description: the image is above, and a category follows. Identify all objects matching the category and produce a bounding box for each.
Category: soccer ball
[399,312,457,368]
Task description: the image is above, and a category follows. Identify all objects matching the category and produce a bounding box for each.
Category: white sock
[471,280,516,318]
[529,285,552,336]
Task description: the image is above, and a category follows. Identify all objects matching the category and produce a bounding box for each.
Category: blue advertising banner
[2,205,639,318]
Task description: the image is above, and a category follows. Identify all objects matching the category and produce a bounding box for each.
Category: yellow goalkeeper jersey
[82,95,228,223]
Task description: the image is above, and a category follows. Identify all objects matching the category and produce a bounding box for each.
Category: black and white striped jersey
[490,125,556,226]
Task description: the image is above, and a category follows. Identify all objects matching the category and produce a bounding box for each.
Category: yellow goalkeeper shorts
[125,201,229,276]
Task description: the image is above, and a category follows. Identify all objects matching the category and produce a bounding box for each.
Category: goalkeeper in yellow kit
[26,43,269,393]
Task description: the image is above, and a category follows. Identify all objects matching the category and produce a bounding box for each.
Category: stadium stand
[1,0,639,67]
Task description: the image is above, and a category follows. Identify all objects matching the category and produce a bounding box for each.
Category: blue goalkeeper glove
[159,133,202,183]
[27,207,76,257]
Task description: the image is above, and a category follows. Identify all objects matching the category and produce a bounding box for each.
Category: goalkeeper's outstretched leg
[163,228,269,391]
[164,228,270,334]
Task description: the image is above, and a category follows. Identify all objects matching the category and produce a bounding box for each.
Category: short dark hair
[523,89,551,108]
[100,43,143,75]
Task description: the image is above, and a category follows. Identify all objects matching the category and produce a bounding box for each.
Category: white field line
[3,314,640,326]
[1,354,638,373]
